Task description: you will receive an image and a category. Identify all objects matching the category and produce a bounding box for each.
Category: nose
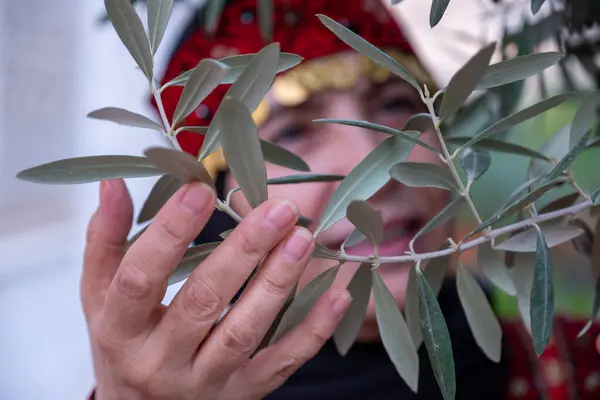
[316,94,386,177]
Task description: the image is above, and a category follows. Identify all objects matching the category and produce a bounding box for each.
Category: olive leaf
[445,136,550,161]
[87,107,164,132]
[372,270,420,393]
[342,229,368,250]
[478,242,516,295]
[390,162,458,191]
[313,119,439,154]
[495,222,584,253]
[587,136,600,150]
[411,197,466,246]
[143,147,214,187]
[405,266,422,348]
[168,242,221,285]
[465,178,565,240]
[502,177,543,208]
[147,0,174,54]
[204,0,226,36]
[430,0,450,28]
[459,93,575,151]
[417,267,455,400]
[423,255,450,297]
[403,113,435,133]
[16,155,162,185]
[260,140,310,172]
[456,264,502,363]
[459,147,491,184]
[137,175,183,223]
[164,52,303,88]
[476,52,563,90]
[313,244,345,260]
[200,43,281,159]
[440,42,496,121]
[528,123,571,179]
[531,0,547,15]
[570,91,600,148]
[593,186,600,206]
[513,253,535,332]
[258,0,273,41]
[334,263,372,356]
[104,0,154,80]
[219,229,233,239]
[218,97,267,208]
[227,174,344,197]
[530,223,554,356]
[172,59,228,128]
[315,135,415,235]
[270,265,341,344]
[538,192,580,214]
[316,15,420,91]
[542,130,591,184]
[346,201,383,249]
[570,219,594,257]
[579,217,600,337]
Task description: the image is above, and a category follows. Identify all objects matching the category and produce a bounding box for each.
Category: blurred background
[1,0,600,398]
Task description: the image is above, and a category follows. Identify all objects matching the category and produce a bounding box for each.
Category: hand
[81,179,351,400]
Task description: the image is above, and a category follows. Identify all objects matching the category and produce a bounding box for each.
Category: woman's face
[224,58,449,341]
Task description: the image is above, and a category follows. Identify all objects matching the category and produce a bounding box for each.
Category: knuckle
[116,263,153,301]
[122,364,155,391]
[308,321,332,346]
[236,227,266,262]
[180,278,223,322]
[221,320,259,355]
[261,272,294,299]
[271,357,303,382]
[153,218,189,249]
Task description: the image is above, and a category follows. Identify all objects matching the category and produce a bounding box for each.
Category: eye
[379,95,416,113]
[272,122,308,145]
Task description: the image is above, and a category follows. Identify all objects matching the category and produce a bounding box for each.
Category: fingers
[81,179,133,317]
[102,181,216,339]
[222,289,352,400]
[152,198,300,359]
[192,227,315,381]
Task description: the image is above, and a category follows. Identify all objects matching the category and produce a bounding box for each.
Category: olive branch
[16,1,600,399]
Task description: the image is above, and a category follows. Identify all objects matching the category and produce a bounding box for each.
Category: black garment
[265,278,510,400]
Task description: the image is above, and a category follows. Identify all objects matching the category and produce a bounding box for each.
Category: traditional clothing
[88,0,600,398]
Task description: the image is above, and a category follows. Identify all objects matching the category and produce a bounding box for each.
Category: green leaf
[579,218,600,337]
[531,0,547,15]
[478,242,516,295]
[218,97,268,208]
[405,266,422,348]
[503,177,543,208]
[147,0,174,54]
[87,107,164,132]
[258,0,273,41]
[445,136,550,161]
[423,255,450,297]
[513,252,535,331]
[404,113,435,133]
[334,263,372,356]
[430,0,450,27]
[412,197,466,245]
[143,147,214,187]
[169,242,221,285]
[417,267,455,400]
[315,135,415,235]
[372,270,420,392]
[260,140,310,172]
[313,119,439,154]
[593,187,600,206]
[165,53,303,88]
[460,93,575,150]
[172,59,228,127]
[204,0,226,36]
[530,223,554,356]
[440,42,496,120]
[313,244,344,260]
[342,230,367,251]
[570,92,600,148]
[538,192,580,214]
[495,223,584,252]
[200,43,281,159]
[137,175,182,223]
[542,130,591,184]
[456,264,502,363]
[465,178,564,239]
[476,52,563,90]
[16,155,161,185]
[104,0,154,79]
[390,162,457,191]
[317,14,420,91]
[219,229,233,239]
[270,265,340,344]
[347,201,384,248]
[587,136,600,150]
[227,174,344,198]
[459,147,491,184]
[528,123,571,179]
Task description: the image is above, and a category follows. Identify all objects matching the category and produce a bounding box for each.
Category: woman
[83,0,600,398]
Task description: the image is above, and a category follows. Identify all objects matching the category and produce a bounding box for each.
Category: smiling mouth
[332,217,425,257]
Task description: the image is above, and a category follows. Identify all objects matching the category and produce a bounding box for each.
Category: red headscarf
[153,0,420,157]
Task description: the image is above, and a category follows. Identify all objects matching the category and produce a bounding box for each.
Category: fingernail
[331,291,352,317]
[180,182,212,215]
[284,229,313,261]
[263,200,298,232]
